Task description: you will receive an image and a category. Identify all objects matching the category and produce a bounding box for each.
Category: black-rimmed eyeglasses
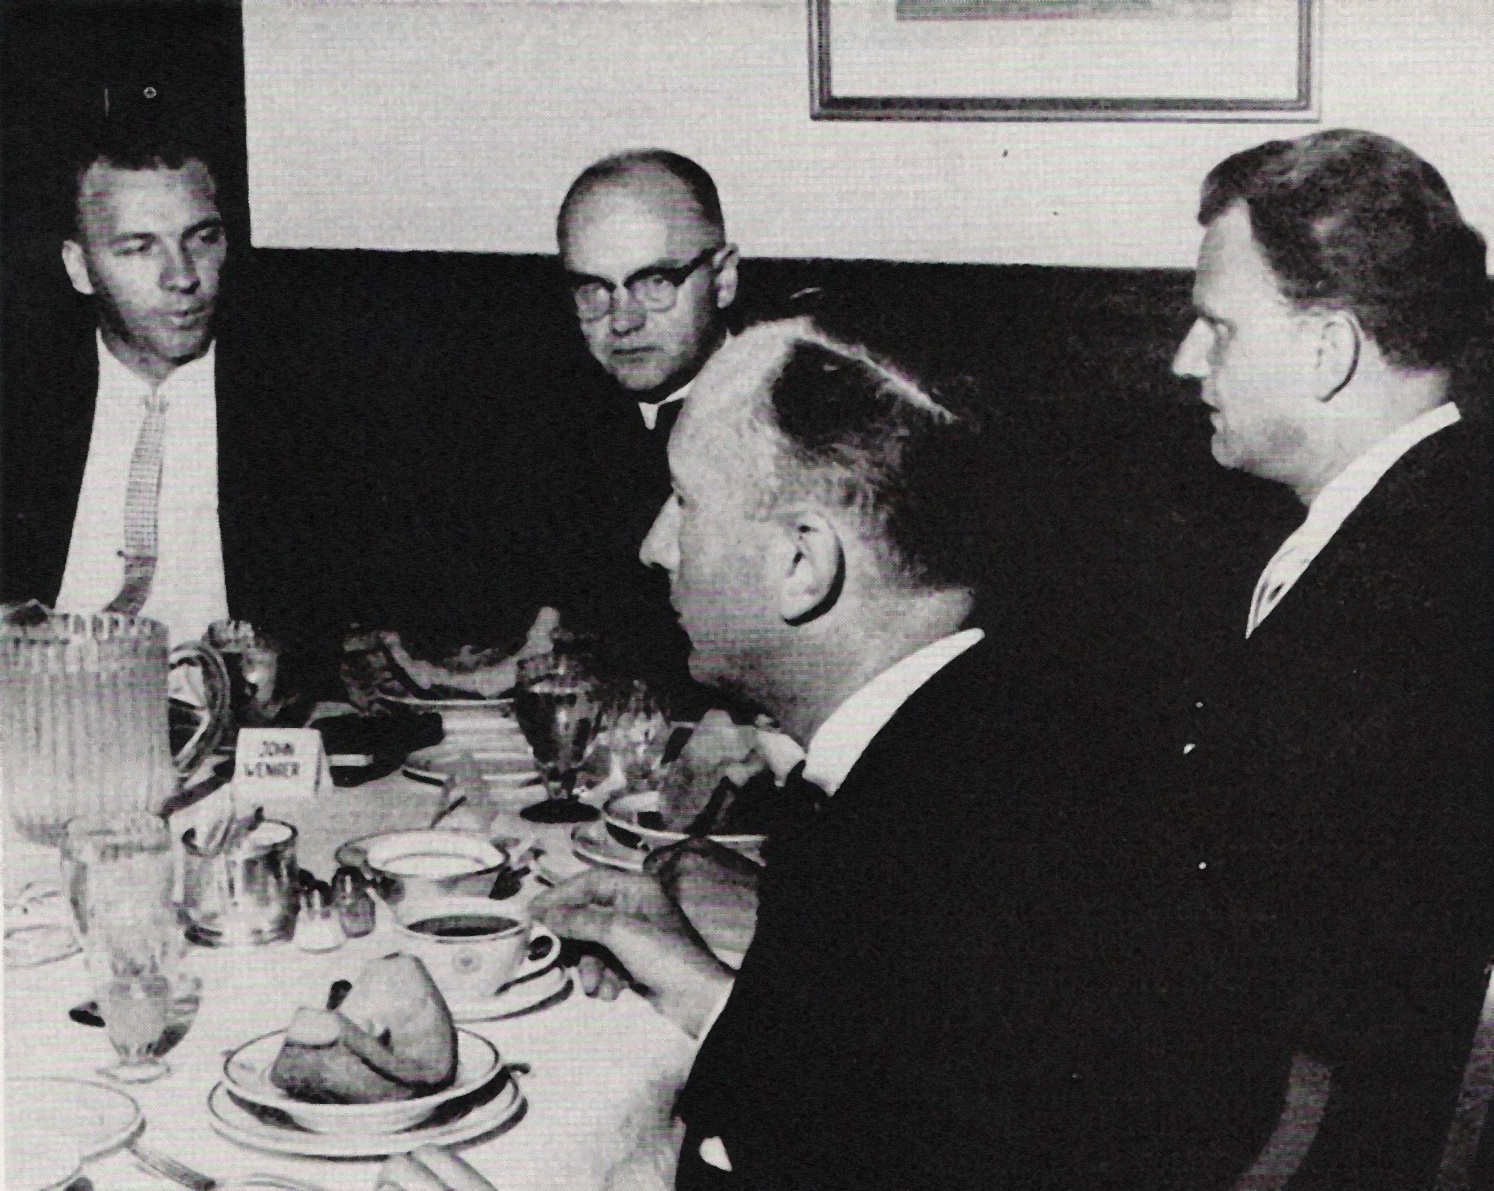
[567,246,722,323]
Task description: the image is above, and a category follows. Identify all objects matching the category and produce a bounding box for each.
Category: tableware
[589,682,674,792]
[445,961,573,1023]
[603,790,767,863]
[207,1069,524,1158]
[392,898,558,1003]
[356,829,511,908]
[0,614,180,846]
[62,811,172,941]
[181,818,299,946]
[5,882,82,966]
[512,649,603,824]
[5,1077,144,1159]
[379,692,525,737]
[569,819,646,873]
[223,1028,501,1135]
[127,1139,217,1191]
[4,1141,80,1191]
[402,741,540,787]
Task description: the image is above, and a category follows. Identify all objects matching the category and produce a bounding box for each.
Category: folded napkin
[315,709,444,787]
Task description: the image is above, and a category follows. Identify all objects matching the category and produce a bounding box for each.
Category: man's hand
[531,869,732,1038]
[659,709,768,831]
[377,1144,496,1191]
[645,838,761,961]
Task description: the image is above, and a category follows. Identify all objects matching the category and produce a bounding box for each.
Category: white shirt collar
[1300,401,1460,542]
[637,378,692,430]
[96,332,216,405]
[802,628,985,795]
[1245,402,1460,637]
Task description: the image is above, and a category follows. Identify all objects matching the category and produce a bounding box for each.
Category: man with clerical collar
[1164,129,1492,1187]
[558,148,739,441]
[532,317,1289,1190]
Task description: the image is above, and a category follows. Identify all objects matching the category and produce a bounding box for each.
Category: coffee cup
[392,897,555,1003]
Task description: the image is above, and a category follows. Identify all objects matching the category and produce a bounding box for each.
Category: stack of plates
[210,1028,527,1158]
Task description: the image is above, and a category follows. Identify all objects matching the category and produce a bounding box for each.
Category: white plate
[403,741,539,787]
[447,964,573,1022]
[5,1078,142,1159]
[3,1143,78,1191]
[570,820,646,873]
[223,1028,499,1135]
[603,790,766,860]
[208,1071,524,1158]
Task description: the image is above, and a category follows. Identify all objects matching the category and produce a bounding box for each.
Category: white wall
[242,0,1494,267]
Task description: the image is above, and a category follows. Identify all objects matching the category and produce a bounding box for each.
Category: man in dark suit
[532,317,1285,1190]
[1165,129,1493,1188]
[541,150,741,708]
[2,114,364,656]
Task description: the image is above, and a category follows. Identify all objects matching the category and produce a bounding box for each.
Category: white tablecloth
[3,770,696,1191]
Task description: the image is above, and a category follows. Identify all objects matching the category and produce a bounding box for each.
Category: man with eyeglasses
[558,149,739,435]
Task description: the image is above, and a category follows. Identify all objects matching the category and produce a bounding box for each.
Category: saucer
[447,964,573,1022]
[208,1070,524,1158]
[570,819,646,873]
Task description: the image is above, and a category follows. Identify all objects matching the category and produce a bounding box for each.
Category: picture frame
[809,0,1318,122]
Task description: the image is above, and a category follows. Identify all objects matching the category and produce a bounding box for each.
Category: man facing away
[1166,129,1493,1188]
[532,317,1291,1190]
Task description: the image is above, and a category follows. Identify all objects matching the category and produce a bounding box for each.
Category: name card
[235,728,330,798]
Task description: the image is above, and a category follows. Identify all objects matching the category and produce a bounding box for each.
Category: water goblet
[61,811,172,944]
[89,903,180,1083]
[513,651,603,824]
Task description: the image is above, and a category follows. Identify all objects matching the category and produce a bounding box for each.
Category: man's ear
[1313,310,1361,402]
[61,240,95,296]
[777,509,843,625]
[713,244,740,312]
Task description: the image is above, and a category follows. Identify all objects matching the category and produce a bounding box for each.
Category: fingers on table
[377,1147,498,1191]
[577,953,624,1000]
[411,1144,500,1191]
[376,1153,447,1191]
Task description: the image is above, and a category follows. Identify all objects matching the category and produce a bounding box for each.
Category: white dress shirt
[1246,402,1460,638]
[695,626,986,1170]
[55,335,229,645]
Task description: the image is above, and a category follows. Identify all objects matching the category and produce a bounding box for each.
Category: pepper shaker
[295,885,344,952]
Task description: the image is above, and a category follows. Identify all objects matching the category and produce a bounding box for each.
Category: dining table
[3,744,701,1191]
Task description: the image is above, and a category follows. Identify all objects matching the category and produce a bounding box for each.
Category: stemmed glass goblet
[513,646,603,824]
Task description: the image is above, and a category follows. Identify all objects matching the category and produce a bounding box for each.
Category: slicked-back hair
[557,149,724,247]
[749,322,991,595]
[1199,129,1488,372]
[69,114,220,240]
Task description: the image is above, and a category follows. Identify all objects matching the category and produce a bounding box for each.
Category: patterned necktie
[105,392,168,615]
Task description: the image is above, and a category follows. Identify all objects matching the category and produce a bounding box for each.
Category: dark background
[4,1,1486,704]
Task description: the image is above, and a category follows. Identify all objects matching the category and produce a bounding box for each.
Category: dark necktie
[781,761,829,822]
[105,391,168,615]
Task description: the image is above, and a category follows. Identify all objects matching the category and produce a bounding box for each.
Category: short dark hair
[1199,129,1488,371]
[69,113,220,239]
[557,149,724,248]
[751,320,991,594]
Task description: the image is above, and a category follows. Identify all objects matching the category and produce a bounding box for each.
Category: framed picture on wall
[809,0,1318,122]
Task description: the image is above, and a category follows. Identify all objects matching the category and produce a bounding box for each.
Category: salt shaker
[294,885,344,952]
[332,865,376,938]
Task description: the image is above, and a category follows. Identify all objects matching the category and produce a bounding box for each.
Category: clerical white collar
[802,628,985,795]
[637,378,692,430]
